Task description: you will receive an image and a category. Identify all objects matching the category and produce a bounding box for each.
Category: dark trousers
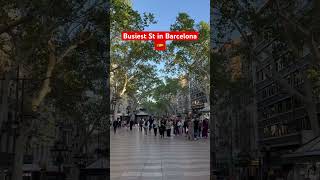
[167,129,171,137]
[159,128,163,137]
[194,129,198,138]
[154,128,157,136]
[174,127,179,135]
[130,124,133,130]
[114,127,117,134]
[139,126,142,131]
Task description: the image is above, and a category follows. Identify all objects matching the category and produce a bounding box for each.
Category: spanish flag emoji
[156,43,164,48]
[154,40,166,51]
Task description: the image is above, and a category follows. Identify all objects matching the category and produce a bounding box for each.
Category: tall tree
[212,0,320,136]
[164,13,210,102]
[110,0,160,121]
[150,78,184,115]
[0,1,107,179]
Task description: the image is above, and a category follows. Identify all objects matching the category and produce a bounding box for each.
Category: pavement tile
[111,127,209,180]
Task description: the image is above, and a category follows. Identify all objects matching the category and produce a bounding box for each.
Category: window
[271,125,277,136]
[264,126,271,137]
[294,98,302,108]
[285,98,292,111]
[256,71,266,81]
[302,117,311,130]
[262,90,267,99]
[277,102,283,113]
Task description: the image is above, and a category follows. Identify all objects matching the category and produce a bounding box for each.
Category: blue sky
[131,0,210,79]
[132,0,210,31]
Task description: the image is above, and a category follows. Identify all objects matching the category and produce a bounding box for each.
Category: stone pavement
[110,126,210,180]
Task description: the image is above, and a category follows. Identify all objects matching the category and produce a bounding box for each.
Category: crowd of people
[112,115,209,140]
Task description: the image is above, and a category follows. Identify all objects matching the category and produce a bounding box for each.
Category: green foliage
[0,0,109,154]
[140,78,182,115]
[110,0,160,102]
[165,13,209,75]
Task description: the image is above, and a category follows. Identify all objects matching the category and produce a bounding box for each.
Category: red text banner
[121,31,199,50]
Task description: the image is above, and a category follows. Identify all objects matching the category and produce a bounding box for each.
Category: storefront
[282,136,320,180]
[135,110,149,122]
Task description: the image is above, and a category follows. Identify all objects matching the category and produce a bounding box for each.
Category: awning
[283,136,320,162]
[200,106,210,112]
[23,164,59,172]
[136,111,148,116]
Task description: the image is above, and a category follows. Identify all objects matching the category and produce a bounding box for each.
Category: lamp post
[51,141,70,180]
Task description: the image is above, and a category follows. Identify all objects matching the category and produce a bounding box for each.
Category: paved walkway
[110,126,210,180]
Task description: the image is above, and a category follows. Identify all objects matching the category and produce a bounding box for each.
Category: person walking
[130,119,134,131]
[166,120,172,137]
[174,119,179,136]
[149,117,153,132]
[144,119,149,135]
[183,118,188,136]
[113,120,118,134]
[139,118,143,132]
[117,118,121,129]
[194,118,199,140]
[153,119,158,136]
[202,118,209,138]
[160,119,166,138]
[173,120,177,136]
[188,119,194,140]
[179,120,182,135]
[199,119,203,138]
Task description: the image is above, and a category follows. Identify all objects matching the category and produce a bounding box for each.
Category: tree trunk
[251,61,259,151]
[130,102,136,122]
[0,169,5,180]
[186,74,192,113]
[11,135,26,180]
[0,71,12,131]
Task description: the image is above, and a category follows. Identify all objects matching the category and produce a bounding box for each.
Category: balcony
[258,106,306,127]
[259,132,301,148]
[257,93,290,108]
[255,54,311,89]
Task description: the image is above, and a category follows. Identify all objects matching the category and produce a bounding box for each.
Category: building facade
[190,74,208,113]
[253,1,320,178]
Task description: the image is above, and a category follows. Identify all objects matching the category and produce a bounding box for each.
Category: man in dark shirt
[194,118,199,139]
[129,120,134,131]
[113,120,118,134]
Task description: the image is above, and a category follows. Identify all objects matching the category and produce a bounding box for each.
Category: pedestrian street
[110,127,210,180]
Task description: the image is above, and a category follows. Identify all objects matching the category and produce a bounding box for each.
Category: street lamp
[51,141,70,180]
